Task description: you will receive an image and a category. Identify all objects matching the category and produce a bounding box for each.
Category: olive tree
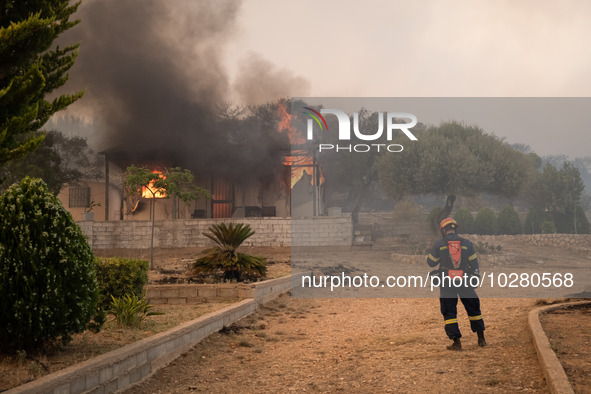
[125,165,211,268]
[377,121,531,227]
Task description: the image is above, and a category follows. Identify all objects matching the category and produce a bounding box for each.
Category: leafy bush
[0,177,98,351]
[497,206,523,235]
[553,205,591,234]
[552,212,571,234]
[454,207,474,234]
[524,208,550,234]
[95,258,149,311]
[541,220,557,234]
[474,208,497,235]
[191,223,267,282]
[109,294,162,327]
[575,206,591,234]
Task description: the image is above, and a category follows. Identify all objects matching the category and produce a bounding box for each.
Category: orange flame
[278,101,306,145]
[142,171,167,198]
[283,154,325,188]
[277,102,324,188]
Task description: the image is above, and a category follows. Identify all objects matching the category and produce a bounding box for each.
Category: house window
[69,186,90,208]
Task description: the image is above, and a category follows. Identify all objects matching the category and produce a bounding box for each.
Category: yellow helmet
[440,217,458,235]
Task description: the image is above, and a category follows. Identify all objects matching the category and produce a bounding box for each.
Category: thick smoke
[233,52,311,106]
[64,0,304,180]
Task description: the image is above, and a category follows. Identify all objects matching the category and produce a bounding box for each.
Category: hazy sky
[228,0,591,96]
[225,0,591,157]
[61,0,591,157]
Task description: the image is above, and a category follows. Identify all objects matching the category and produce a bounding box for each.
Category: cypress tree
[0,1,83,170]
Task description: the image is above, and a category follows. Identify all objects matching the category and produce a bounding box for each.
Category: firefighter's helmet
[440,217,458,236]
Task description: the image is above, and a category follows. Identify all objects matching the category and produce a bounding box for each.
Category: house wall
[58,180,123,222]
[77,216,353,249]
[58,161,125,222]
[61,174,290,221]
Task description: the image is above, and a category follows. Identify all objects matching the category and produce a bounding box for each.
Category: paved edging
[528,301,591,394]
[7,275,294,394]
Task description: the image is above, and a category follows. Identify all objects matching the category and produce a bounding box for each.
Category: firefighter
[427,217,486,350]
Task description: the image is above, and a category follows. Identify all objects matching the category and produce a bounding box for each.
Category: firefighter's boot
[477,331,487,347]
[446,338,462,351]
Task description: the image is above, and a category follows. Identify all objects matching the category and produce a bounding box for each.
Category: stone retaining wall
[9,276,295,394]
[146,284,255,304]
[77,217,353,249]
[467,234,591,248]
[390,233,591,266]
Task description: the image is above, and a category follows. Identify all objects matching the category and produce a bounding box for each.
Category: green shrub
[474,208,497,235]
[553,212,571,233]
[0,177,98,351]
[109,293,162,327]
[553,205,591,234]
[454,207,475,234]
[524,208,547,234]
[95,258,149,312]
[192,223,266,282]
[497,206,523,235]
[575,206,591,234]
[541,220,557,234]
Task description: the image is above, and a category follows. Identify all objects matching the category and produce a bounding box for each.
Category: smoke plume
[233,52,311,106]
[63,0,305,179]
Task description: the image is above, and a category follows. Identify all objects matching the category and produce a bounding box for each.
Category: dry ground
[4,238,590,392]
[123,237,590,393]
[542,303,591,393]
[126,295,548,393]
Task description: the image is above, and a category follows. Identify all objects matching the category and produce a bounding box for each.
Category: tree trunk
[351,179,370,224]
[436,194,457,227]
[150,199,155,270]
[352,190,363,224]
[573,204,577,234]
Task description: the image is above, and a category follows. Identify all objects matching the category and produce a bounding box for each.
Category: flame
[278,101,306,145]
[142,171,167,198]
[277,102,324,188]
[283,154,325,188]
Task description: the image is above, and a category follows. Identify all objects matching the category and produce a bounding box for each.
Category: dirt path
[125,295,547,393]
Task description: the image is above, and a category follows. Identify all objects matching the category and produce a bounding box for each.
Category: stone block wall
[146,284,255,304]
[77,217,353,249]
[467,234,591,248]
[292,217,353,246]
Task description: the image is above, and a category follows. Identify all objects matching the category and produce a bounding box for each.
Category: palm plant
[192,223,267,282]
[109,294,163,327]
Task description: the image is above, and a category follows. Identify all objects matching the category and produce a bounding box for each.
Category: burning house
[58,102,324,221]
[55,1,324,221]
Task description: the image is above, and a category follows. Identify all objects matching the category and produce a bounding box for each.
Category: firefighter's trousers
[440,286,485,339]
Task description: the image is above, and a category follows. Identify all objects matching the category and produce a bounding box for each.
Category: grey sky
[60,0,591,157]
[224,0,591,157]
[227,0,591,97]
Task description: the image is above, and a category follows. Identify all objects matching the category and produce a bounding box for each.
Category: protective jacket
[427,233,480,277]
